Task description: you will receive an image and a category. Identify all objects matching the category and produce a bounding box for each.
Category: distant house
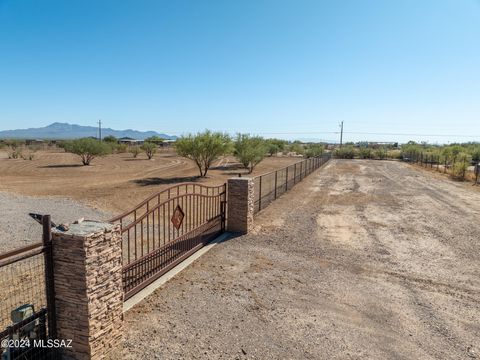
[118,137,144,146]
[159,139,175,148]
[25,139,45,145]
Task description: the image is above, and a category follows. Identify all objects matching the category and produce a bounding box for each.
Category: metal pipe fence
[253,153,331,214]
[0,216,58,359]
[403,151,479,185]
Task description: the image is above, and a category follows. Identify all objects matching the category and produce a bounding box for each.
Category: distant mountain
[0,122,176,140]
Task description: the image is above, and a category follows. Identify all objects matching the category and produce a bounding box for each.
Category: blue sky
[0,0,479,143]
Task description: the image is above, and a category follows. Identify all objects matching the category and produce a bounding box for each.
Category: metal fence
[403,151,479,185]
[109,183,227,300]
[253,153,331,214]
[0,216,58,360]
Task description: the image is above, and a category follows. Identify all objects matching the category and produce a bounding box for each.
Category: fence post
[285,166,289,191]
[258,176,262,211]
[227,177,255,234]
[42,215,57,340]
[274,171,278,199]
[294,163,297,184]
[51,221,124,360]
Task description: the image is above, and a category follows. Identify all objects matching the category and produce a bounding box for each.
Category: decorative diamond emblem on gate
[171,205,185,230]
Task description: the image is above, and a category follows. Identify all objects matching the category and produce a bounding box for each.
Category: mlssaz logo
[33,339,73,348]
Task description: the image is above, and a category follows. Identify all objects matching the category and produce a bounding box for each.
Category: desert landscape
[0,148,300,214]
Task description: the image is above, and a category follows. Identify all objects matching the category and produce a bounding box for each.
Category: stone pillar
[52,221,123,360]
[227,177,255,234]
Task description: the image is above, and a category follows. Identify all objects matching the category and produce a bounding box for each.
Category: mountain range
[0,123,176,140]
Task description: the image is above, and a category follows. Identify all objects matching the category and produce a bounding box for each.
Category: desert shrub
[471,147,480,163]
[333,146,355,159]
[114,143,128,153]
[289,142,305,156]
[130,146,141,158]
[175,130,231,177]
[358,147,372,159]
[305,144,324,158]
[451,154,471,179]
[8,149,23,159]
[63,138,111,165]
[141,142,157,160]
[387,149,402,159]
[266,139,287,156]
[373,147,387,160]
[103,135,118,143]
[266,143,280,156]
[233,134,267,173]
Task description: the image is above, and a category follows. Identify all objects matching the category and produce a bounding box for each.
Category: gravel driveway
[0,192,111,252]
[124,160,480,360]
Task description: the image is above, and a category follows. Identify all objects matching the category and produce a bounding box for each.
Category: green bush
[333,146,355,159]
[113,143,128,153]
[141,142,157,160]
[103,135,118,143]
[234,134,267,173]
[373,147,387,160]
[305,144,325,158]
[358,147,372,159]
[63,138,111,165]
[175,130,231,177]
[289,143,305,155]
[130,146,141,158]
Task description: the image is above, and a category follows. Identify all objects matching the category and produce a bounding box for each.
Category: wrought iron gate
[110,183,226,300]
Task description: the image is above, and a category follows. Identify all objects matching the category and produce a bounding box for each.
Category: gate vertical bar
[42,215,57,339]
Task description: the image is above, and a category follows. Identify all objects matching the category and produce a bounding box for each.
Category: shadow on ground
[133,176,200,186]
[39,164,84,168]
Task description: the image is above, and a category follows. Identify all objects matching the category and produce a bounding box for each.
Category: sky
[0,0,479,143]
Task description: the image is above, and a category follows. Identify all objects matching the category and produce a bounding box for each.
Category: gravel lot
[124,159,480,360]
[0,191,111,252]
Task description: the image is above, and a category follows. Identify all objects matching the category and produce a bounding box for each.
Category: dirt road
[124,160,480,359]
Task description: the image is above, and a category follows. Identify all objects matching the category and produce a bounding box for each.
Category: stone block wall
[52,221,123,360]
[227,177,255,234]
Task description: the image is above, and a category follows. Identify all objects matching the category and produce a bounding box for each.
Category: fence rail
[253,153,331,214]
[0,215,58,360]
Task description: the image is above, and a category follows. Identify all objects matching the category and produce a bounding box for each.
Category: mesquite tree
[63,138,111,165]
[175,130,231,177]
[234,134,267,173]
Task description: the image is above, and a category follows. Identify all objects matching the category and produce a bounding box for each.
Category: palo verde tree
[234,134,267,173]
[63,138,111,165]
[141,141,157,159]
[175,130,231,177]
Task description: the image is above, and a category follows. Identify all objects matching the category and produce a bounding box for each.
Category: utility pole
[339,121,344,147]
[98,119,102,141]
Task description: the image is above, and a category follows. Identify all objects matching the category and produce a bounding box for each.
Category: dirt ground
[0,149,299,215]
[124,159,480,360]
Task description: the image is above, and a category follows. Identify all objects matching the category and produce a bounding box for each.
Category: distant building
[25,139,45,145]
[118,137,144,145]
[159,139,175,148]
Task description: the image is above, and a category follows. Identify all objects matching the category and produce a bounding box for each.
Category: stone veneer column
[52,221,123,360]
[227,177,255,234]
